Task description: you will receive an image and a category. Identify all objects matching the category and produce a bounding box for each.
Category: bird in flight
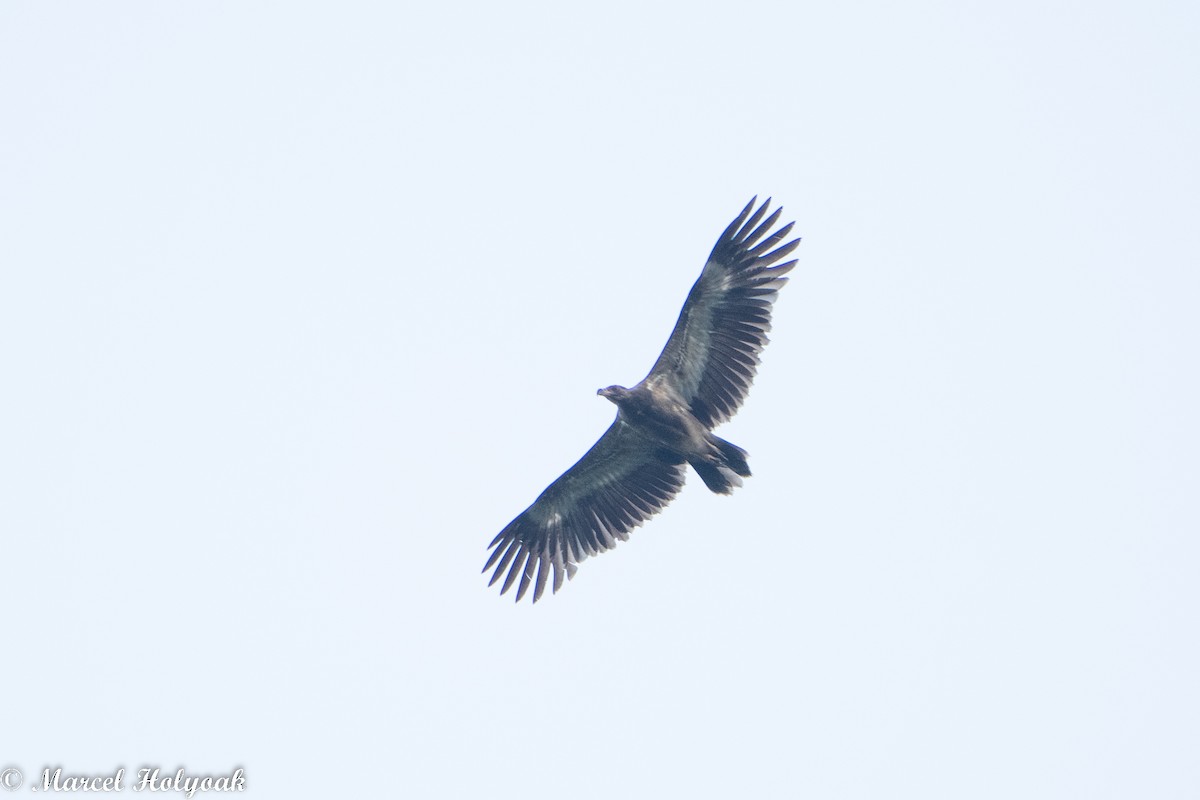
[484,198,800,602]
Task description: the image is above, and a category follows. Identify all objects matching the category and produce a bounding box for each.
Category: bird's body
[598,383,750,494]
[484,198,800,602]
[597,384,706,464]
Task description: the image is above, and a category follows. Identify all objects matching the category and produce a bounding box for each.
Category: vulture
[483,197,800,602]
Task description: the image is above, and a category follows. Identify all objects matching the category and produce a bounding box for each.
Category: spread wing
[483,419,687,603]
[643,197,800,427]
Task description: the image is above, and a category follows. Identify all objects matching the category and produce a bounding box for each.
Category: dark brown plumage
[484,198,800,602]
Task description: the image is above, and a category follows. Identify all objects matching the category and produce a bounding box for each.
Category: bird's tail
[690,436,751,495]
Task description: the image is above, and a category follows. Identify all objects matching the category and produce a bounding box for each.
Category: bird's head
[597,385,630,405]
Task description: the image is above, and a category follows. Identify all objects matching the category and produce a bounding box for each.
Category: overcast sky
[2,2,1197,798]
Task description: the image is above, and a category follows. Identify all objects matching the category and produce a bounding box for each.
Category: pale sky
[2,2,1197,798]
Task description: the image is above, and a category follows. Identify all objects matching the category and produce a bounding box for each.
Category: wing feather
[484,419,687,603]
[643,197,800,427]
